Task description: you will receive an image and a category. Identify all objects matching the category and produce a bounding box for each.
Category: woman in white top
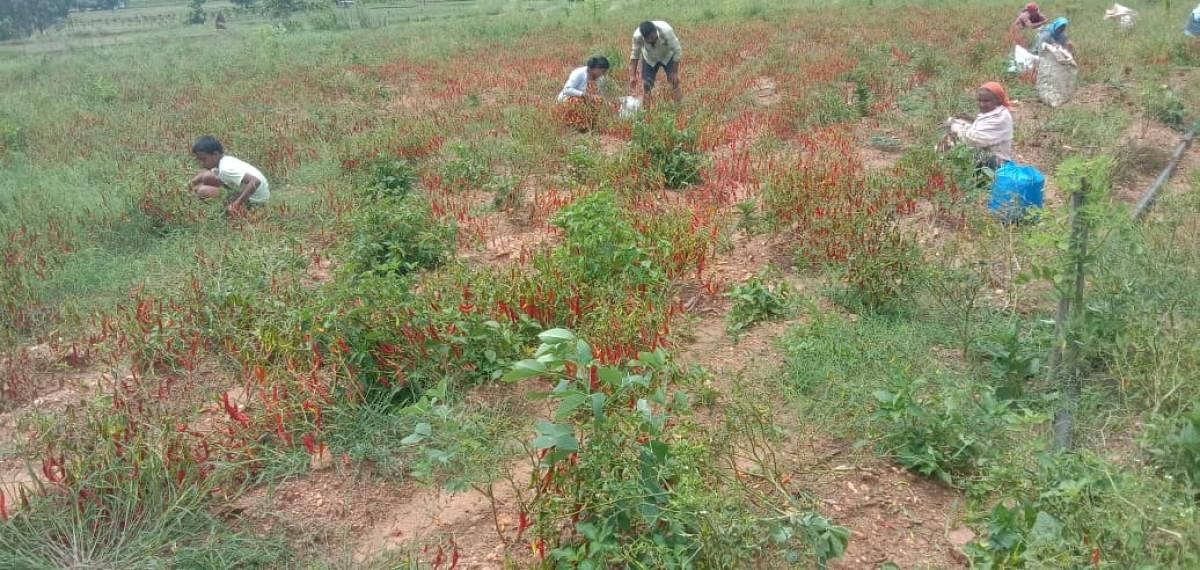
[557,56,611,103]
[945,81,1014,170]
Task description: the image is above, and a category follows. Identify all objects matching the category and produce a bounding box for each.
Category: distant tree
[261,0,306,18]
[0,0,73,40]
[230,0,256,8]
[185,0,205,24]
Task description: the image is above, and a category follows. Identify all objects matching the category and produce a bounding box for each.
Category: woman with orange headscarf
[944,82,1014,170]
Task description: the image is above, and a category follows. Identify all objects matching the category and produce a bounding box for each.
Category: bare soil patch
[750,76,781,107]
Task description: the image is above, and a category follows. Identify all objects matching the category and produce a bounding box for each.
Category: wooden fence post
[1051,181,1089,451]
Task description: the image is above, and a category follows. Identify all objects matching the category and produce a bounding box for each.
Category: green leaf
[533,421,578,452]
[503,359,546,382]
[554,391,589,421]
[400,422,432,445]
[576,340,593,366]
[1029,511,1063,547]
[590,393,607,424]
[598,366,623,388]
[538,328,577,345]
[770,524,793,544]
[638,501,660,524]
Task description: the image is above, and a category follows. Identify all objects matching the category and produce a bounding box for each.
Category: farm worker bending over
[944,82,1014,170]
[188,136,270,217]
[557,56,611,103]
[630,20,683,103]
[1033,17,1074,54]
[1010,3,1047,47]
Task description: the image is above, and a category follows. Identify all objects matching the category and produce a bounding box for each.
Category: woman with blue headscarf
[1034,17,1074,54]
[1187,3,1200,37]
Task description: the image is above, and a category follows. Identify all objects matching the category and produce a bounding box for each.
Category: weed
[1145,402,1200,488]
[325,378,520,488]
[974,323,1043,401]
[867,133,903,152]
[734,199,764,235]
[487,174,520,211]
[630,112,705,189]
[345,195,453,278]
[872,373,1013,486]
[365,158,417,200]
[0,112,24,157]
[853,80,872,118]
[550,191,657,286]
[1141,85,1188,130]
[565,144,600,186]
[0,450,291,568]
[725,270,792,340]
[794,85,857,129]
[440,143,489,191]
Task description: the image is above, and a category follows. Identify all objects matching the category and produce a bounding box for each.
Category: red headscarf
[981,81,1012,109]
[1025,3,1039,13]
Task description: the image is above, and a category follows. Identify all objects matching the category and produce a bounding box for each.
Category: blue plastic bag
[989,162,1044,222]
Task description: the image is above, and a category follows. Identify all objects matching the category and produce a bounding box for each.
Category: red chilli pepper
[220,392,251,429]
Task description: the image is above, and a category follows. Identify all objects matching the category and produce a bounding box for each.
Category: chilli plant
[630,111,705,189]
[503,329,848,568]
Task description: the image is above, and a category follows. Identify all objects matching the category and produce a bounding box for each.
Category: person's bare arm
[1009,23,1024,46]
[629,34,643,90]
[227,174,260,213]
[188,172,205,190]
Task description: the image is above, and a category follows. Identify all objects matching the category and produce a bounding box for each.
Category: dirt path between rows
[674,232,969,570]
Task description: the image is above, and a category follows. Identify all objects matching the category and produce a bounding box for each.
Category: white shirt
[213,155,270,204]
[951,106,1014,163]
[630,21,682,66]
[557,66,589,102]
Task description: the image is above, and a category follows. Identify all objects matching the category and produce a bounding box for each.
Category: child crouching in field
[188,136,270,217]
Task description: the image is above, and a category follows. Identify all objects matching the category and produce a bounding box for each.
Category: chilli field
[3,0,1200,567]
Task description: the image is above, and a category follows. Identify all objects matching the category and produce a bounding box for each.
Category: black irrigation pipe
[1131,123,1198,222]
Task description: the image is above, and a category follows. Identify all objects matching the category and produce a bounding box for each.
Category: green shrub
[836,223,921,313]
[365,158,417,200]
[551,191,658,285]
[346,195,453,278]
[872,374,1012,486]
[725,270,792,340]
[1146,403,1200,488]
[0,112,24,156]
[503,329,849,568]
[1141,85,1187,130]
[630,112,705,189]
[440,142,489,191]
[795,85,858,129]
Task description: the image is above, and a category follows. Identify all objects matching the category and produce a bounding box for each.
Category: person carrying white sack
[1187,2,1200,37]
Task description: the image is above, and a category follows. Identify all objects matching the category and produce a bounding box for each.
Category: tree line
[0,0,284,41]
